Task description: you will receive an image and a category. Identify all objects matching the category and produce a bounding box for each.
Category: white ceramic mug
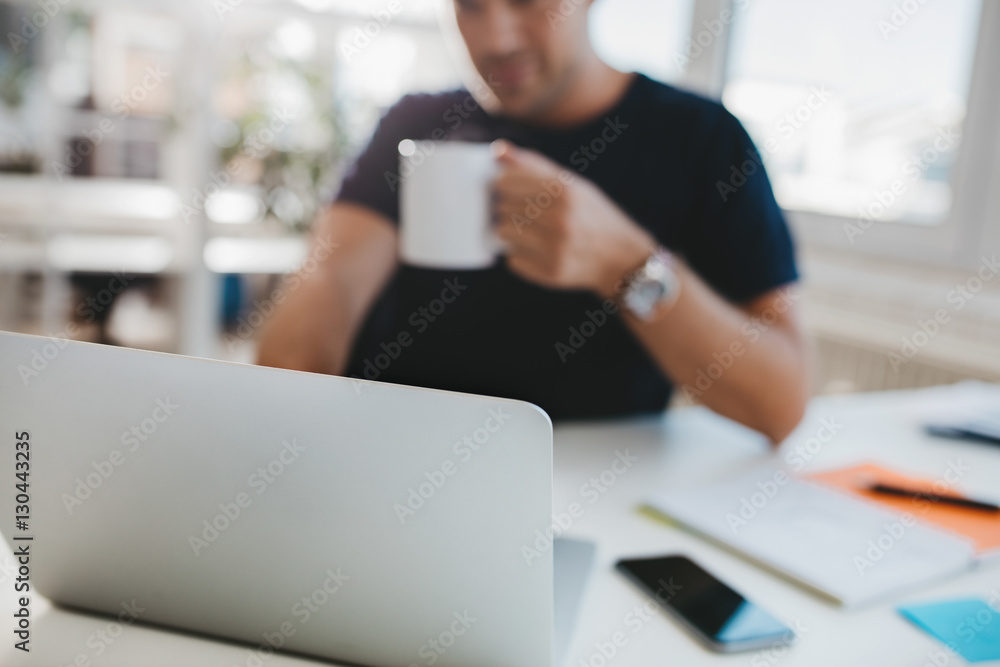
[399,141,502,269]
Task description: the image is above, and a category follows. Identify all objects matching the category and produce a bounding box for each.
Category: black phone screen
[616,555,791,650]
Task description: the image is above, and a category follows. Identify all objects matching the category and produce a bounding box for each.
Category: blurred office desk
[3,382,999,666]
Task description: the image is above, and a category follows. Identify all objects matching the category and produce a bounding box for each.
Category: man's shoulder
[635,73,737,133]
[378,87,492,141]
[385,87,480,120]
[386,76,738,131]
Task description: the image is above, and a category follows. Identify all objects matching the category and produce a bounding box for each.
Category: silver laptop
[0,331,593,666]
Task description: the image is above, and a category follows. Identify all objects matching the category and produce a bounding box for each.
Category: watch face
[622,248,679,319]
[628,281,666,315]
[637,282,666,303]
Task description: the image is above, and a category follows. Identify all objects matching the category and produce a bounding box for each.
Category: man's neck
[522,57,636,130]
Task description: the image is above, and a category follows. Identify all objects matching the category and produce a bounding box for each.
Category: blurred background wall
[0,0,997,397]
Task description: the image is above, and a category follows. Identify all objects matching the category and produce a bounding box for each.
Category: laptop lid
[0,331,554,666]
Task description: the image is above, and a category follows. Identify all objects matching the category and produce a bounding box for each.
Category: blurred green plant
[218,47,352,233]
[0,55,32,109]
[0,35,38,172]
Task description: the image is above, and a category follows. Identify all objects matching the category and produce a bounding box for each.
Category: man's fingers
[496,215,549,252]
[492,139,559,176]
[492,174,566,224]
[495,202,550,244]
[505,248,558,289]
[491,138,516,161]
[491,139,526,166]
[494,198,560,239]
[491,170,542,199]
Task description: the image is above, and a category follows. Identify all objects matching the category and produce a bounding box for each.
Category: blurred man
[257,0,810,443]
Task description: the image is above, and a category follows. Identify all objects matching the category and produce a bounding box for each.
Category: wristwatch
[618,247,681,321]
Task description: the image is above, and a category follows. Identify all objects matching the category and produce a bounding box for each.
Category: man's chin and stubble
[479,59,580,123]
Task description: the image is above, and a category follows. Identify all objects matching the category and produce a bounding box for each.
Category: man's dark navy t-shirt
[334,73,798,420]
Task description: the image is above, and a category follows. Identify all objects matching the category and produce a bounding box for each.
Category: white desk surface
[3,382,1000,666]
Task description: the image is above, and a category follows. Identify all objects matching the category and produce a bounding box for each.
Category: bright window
[590,0,695,83]
[723,0,982,224]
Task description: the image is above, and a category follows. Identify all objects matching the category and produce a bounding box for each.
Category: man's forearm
[256,263,358,375]
[255,204,399,376]
[617,262,809,443]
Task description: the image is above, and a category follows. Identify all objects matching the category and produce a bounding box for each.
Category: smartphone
[615,554,794,653]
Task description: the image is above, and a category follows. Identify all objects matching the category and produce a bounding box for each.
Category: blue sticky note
[898,598,1000,663]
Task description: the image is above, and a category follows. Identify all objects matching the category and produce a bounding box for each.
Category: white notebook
[647,465,977,608]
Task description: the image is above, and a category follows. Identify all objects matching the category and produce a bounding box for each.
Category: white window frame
[680,0,1000,273]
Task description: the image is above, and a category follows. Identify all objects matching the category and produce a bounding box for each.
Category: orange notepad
[808,462,1000,559]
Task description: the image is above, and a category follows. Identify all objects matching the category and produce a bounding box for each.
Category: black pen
[868,483,1000,513]
[926,424,1000,446]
